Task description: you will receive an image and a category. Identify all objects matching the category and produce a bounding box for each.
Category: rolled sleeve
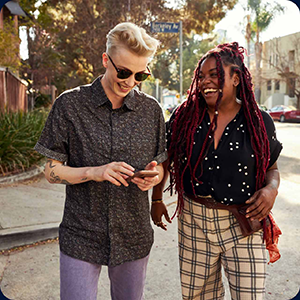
[34,96,70,162]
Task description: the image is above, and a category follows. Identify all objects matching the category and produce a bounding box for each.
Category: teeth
[204,88,218,94]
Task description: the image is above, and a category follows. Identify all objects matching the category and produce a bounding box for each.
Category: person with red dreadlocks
[151,42,283,300]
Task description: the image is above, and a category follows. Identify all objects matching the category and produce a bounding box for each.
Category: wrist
[152,198,163,204]
[85,167,95,181]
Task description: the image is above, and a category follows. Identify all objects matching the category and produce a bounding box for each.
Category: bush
[34,93,52,109]
[0,108,49,176]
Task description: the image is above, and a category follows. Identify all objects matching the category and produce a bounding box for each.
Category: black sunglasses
[107,54,151,82]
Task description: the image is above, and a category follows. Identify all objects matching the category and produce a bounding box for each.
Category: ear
[102,53,108,69]
[233,73,240,87]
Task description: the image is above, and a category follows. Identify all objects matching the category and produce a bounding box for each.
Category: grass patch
[0,108,49,176]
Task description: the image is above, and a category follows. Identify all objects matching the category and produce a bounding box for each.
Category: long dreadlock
[168,42,270,216]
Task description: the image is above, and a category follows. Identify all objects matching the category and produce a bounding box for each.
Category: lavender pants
[60,251,149,300]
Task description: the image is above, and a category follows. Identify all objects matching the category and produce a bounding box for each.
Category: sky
[19,0,300,60]
[213,0,300,45]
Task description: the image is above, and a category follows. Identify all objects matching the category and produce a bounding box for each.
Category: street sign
[151,22,180,33]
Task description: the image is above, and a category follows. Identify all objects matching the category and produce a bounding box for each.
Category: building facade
[261,32,300,109]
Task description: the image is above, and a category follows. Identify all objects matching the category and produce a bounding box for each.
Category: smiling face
[198,55,240,110]
[101,47,150,105]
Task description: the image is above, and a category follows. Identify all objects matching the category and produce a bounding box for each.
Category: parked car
[268,105,300,122]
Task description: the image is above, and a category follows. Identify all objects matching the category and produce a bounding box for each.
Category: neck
[207,98,241,120]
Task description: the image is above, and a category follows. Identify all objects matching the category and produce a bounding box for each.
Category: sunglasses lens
[135,73,150,81]
[117,69,132,79]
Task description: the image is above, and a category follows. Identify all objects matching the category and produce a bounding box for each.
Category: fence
[0,67,28,112]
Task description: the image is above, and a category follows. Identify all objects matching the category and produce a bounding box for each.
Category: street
[264,122,300,299]
[0,122,300,300]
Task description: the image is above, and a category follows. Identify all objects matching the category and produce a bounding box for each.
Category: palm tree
[244,14,254,69]
[247,0,284,103]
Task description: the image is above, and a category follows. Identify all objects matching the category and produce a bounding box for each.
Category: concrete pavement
[0,164,300,299]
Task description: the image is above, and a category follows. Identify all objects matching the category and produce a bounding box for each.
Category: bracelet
[152,198,163,203]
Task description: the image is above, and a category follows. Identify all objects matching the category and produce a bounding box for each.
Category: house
[260,32,300,109]
[0,1,26,29]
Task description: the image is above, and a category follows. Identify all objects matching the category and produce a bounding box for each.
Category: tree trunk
[245,15,251,69]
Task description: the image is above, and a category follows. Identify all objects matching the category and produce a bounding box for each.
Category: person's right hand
[90,162,135,187]
[151,202,172,231]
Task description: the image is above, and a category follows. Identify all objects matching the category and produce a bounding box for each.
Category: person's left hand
[245,185,278,221]
[131,161,160,191]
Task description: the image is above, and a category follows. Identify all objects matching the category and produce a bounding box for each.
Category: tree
[18,0,239,96]
[152,34,217,94]
[0,19,21,73]
[19,0,62,108]
[246,0,284,103]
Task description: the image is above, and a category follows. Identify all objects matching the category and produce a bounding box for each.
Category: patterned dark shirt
[35,76,168,266]
[167,108,282,205]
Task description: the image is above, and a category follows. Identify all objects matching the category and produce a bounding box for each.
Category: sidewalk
[0,174,65,251]
[0,174,300,299]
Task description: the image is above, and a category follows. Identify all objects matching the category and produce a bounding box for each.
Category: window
[267,80,272,91]
[289,50,295,62]
[275,80,280,90]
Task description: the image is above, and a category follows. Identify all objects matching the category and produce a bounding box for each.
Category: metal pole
[179,21,183,101]
[156,78,159,102]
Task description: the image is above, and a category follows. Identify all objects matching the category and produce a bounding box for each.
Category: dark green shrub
[0,108,49,176]
[34,93,52,109]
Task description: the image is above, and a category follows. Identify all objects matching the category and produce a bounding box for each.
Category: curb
[0,223,59,251]
[0,164,45,185]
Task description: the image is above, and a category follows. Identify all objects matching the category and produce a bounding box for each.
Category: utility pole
[179,21,183,101]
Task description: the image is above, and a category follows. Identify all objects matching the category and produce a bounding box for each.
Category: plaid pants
[179,196,266,300]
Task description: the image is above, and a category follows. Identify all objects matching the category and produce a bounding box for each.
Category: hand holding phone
[126,170,159,182]
[131,170,159,179]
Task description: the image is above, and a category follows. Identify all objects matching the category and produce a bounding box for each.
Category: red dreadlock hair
[168,42,270,216]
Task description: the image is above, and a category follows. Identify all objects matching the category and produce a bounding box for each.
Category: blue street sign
[151,22,180,33]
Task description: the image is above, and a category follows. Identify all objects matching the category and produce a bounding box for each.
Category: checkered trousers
[179,196,267,300]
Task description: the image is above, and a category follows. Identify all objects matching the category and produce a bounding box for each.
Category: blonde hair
[106,22,159,57]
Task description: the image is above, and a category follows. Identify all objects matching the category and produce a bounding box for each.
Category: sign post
[151,21,183,102]
[179,21,182,101]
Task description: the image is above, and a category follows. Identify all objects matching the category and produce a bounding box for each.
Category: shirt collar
[91,75,137,111]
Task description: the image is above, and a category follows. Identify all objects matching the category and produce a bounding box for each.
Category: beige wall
[261,32,300,108]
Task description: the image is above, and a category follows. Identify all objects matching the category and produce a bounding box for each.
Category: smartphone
[131,170,159,179]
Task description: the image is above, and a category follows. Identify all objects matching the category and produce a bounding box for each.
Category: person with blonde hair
[35,22,167,300]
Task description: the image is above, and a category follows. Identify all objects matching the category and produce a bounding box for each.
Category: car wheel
[280,115,285,122]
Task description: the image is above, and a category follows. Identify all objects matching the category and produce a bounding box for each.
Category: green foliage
[18,0,239,94]
[0,109,49,175]
[0,19,21,72]
[34,93,52,108]
[152,34,217,93]
[247,0,285,34]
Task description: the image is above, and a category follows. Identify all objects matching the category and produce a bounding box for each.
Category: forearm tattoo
[47,159,71,185]
[47,159,88,185]
[47,159,56,168]
[49,170,71,185]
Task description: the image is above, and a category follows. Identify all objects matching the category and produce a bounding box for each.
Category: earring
[236,98,242,104]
